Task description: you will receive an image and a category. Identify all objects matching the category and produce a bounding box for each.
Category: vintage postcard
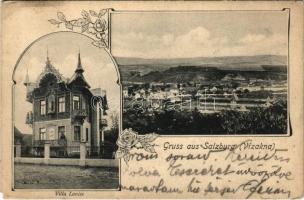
[0,1,303,199]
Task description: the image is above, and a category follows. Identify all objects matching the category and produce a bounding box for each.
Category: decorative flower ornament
[87,23,96,34]
[94,19,107,32]
[48,9,110,48]
[116,129,159,165]
[117,129,138,149]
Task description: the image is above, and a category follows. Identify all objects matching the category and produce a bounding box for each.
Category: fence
[48,145,116,159]
[50,146,80,158]
[14,142,118,167]
[21,146,44,157]
[86,145,117,159]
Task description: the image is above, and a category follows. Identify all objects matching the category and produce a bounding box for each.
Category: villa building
[24,53,108,156]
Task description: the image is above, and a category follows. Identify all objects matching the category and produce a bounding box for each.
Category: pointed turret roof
[45,48,55,71]
[68,52,90,89]
[36,50,66,86]
[75,52,84,73]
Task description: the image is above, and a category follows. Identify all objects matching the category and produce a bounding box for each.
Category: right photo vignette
[111,10,289,136]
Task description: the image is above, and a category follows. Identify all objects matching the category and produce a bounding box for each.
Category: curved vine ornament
[116,129,159,165]
[48,9,110,48]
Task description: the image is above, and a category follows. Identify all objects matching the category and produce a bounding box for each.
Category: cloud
[236,33,287,56]
[177,27,211,45]
[161,34,174,46]
[112,27,287,58]
[240,34,267,44]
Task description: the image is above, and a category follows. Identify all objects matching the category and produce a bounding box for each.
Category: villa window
[40,100,46,115]
[73,95,80,110]
[58,126,65,138]
[58,97,66,112]
[74,126,81,141]
[86,128,89,142]
[39,128,46,140]
[48,94,56,113]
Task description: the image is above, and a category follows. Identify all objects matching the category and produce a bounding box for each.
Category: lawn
[14,163,119,189]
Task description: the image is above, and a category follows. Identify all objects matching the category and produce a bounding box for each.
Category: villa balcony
[100,118,107,127]
[33,140,61,147]
[25,111,33,125]
[72,109,87,118]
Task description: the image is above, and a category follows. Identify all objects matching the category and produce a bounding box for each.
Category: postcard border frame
[9,6,292,193]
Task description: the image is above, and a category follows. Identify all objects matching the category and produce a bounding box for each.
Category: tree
[104,111,119,144]
[123,99,287,135]
[110,111,119,132]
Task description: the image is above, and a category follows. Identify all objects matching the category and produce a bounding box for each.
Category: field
[14,163,119,189]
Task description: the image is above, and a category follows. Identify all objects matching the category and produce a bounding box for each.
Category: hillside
[131,66,225,83]
[122,65,287,83]
[115,55,287,66]
[115,55,287,83]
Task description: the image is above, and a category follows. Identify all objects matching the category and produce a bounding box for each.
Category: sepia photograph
[13,32,120,189]
[111,11,289,135]
[1,2,303,199]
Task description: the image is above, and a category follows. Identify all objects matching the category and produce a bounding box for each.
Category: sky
[111,11,289,58]
[14,32,120,133]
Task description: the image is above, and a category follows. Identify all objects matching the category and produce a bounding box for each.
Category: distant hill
[123,65,287,83]
[130,66,224,83]
[115,55,287,66]
[115,55,287,83]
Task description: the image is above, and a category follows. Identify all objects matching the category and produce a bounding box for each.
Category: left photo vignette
[12,32,121,190]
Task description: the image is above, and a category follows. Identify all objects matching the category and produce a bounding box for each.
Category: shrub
[122,99,287,135]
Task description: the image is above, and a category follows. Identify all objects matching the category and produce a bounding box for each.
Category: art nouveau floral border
[116,129,159,165]
[49,9,110,48]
